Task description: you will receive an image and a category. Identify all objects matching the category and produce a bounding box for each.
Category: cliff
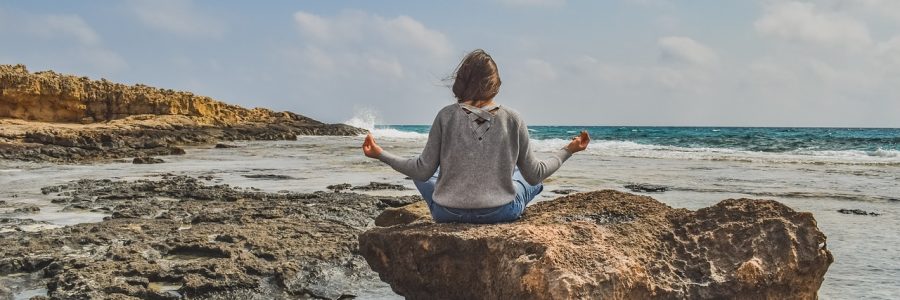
[360,190,833,300]
[0,64,365,162]
[0,64,311,125]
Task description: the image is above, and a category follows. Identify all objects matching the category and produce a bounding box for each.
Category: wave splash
[343,109,428,139]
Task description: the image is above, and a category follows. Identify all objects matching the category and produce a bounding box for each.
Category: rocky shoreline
[0,64,365,163]
[0,175,419,299]
[1,181,835,299]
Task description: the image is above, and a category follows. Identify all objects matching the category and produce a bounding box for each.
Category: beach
[1,125,898,298]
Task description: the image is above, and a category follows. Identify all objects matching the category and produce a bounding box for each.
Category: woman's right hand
[566,130,590,153]
[362,133,383,158]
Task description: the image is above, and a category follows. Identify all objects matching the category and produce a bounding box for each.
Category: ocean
[380,125,900,166]
[1,121,898,299]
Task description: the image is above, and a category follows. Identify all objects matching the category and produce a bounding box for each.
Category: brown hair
[452,49,501,103]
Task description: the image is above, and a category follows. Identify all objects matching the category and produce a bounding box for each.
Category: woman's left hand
[566,130,590,153]
[362,133,383,158]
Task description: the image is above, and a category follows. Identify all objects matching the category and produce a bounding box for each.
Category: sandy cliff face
[0,64,365,162]
[0,64,314,125]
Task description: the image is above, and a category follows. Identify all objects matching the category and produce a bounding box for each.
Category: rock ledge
[359,190,833,300]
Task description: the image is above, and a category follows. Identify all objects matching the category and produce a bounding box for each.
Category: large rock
[359,190,833,300]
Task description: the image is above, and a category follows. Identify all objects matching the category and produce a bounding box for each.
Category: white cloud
[31,14,100,45]
[129,0,226,38]
[497,0,565,7]
[624,0,672,8]
[288,10,454,81]
[876,36,900,68]
[755,2,871,47]
[0,8,127,74]
[278,10,456,122]
[292,10,451,59]
[523,58,558,81]
[828,0,900,22]
[658,36,719,66]
[293,12,330,40]
[75,47,129,72]
[380,16,453,58]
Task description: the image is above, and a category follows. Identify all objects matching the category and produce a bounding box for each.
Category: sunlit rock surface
[360,190,833,300]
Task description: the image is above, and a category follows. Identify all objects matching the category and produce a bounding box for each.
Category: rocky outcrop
[2,64,302,125]
[0,64,366,162]
[0,175,419,299]
[359,190,833,300]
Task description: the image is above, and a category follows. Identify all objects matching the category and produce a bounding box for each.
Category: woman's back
[362,49,589,222]
[377,103,572,209]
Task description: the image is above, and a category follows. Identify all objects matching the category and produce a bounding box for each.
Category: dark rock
[41,185,62,195]
[360,190,833,300]
[0,176,407,299]
[374,201,430,227]
[837,209,880,216]
[214,143,240,149]
[551,189,578,195]
[624,183,669,193]
[0,217,53,233]
[132,157,164,164]
[327,183,352,192]
[12,205,40,214]
[351,182,410,191]
[378,195,422,208]
[241,174,294,180]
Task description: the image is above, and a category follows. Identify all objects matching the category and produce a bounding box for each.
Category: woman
[362,49,589,224]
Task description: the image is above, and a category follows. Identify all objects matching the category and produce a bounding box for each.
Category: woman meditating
[362,49,590,224]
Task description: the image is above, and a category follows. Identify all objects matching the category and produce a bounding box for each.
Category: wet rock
[327,183,352,192]
[214,143,240,149]
[0,218,55,233]
[0,200,5,206]
[624,183,669,193]
[374,201,430,227]
[351,182,410,191]
[40,186,62,195]
[12,205,40,214]
[550,189,578,195]
[377,195,422,208]
[241,174,294,180]
[360,190,833,300]
[132,156,165,164]
[837,209,880,216]
[0,176,403,299]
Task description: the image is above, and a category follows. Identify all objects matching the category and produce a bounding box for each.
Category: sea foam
[343,109,428,139]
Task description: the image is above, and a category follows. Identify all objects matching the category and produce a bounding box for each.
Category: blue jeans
[413,167,544,224]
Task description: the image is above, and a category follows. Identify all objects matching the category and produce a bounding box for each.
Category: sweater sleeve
[515,117,573,186]
[377,113,442,182]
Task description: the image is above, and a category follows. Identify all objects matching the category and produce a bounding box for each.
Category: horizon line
[375,124,900,129]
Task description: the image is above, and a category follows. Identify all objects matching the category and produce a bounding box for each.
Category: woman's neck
[461,99,496,108]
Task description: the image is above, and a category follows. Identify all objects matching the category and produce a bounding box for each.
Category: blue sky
[1,0,899,127]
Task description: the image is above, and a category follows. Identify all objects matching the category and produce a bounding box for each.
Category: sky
[1,0,899,127]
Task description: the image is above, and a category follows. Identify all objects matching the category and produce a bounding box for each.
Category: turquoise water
[381,125,900,154]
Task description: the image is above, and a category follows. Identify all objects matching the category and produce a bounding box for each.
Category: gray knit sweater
[378,103,573,209]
